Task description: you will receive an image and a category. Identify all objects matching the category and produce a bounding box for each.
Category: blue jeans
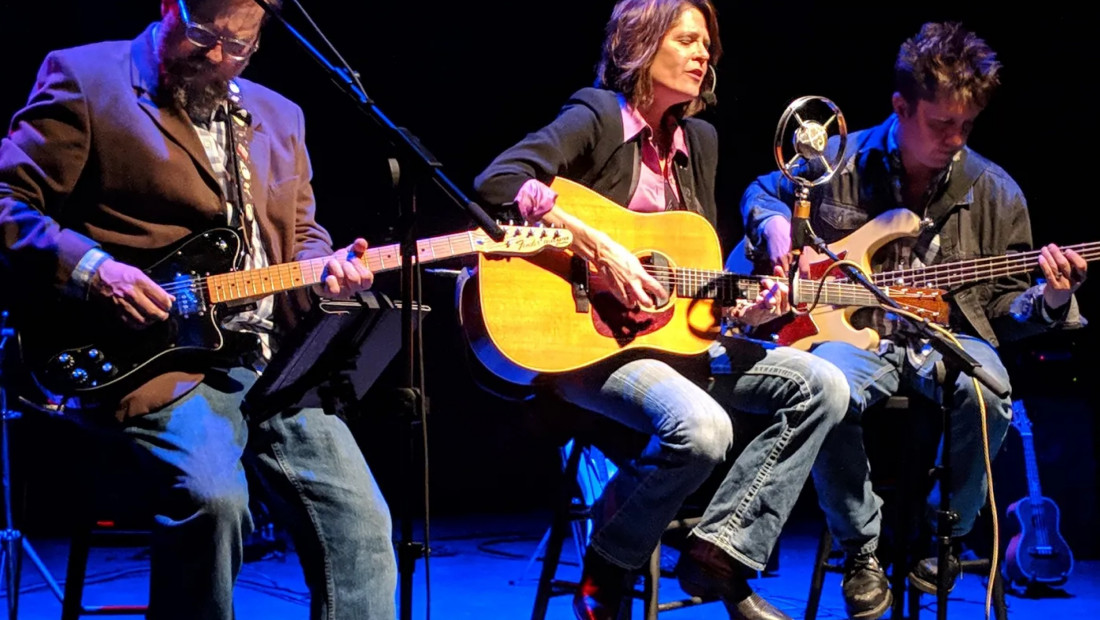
[811,335,1014,555]
[554,356,732,569]
[693,336,850,571]
[120,367,397,620]
[553,335,848,572]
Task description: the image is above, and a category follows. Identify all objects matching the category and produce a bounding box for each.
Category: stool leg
[805,525,833,620]
[642,545,660,620]
[907,580,921,619]
[992,567,1008,620]
[531,444,584,620]
[61,522,92,620]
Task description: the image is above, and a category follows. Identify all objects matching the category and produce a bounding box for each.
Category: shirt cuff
[1039,296,1071,325]
[515,178,558,222]
[67,248,112,300]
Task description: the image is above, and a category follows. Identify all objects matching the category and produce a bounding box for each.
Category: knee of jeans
[678,402,733,465]
[965,381,1013,423]
[812,362,851,425]
[180,479,251,529]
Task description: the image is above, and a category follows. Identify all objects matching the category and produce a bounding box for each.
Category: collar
[885,114,953,206]
[618,94,689,158]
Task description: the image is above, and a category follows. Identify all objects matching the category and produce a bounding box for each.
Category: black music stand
[241,291,428,422]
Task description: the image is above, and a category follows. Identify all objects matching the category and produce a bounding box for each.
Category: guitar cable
[878,305,998,620]
[811,260,1000,619]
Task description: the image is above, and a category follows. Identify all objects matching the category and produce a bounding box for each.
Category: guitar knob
[56,353,75,370]
[87,349,104,362]
[70,368,89,385]
[100,362,117,378]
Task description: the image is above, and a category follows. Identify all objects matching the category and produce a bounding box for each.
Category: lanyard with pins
[223,81,256,257]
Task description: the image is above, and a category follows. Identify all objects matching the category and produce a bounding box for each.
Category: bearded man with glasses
[0,1,398,618]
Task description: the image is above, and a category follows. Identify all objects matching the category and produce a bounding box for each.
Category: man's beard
[159,56,231,125]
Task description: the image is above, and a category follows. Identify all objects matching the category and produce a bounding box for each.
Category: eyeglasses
[177,0,259,61]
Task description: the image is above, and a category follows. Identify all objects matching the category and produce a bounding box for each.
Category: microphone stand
[791,200,1009,620]
[250,3,506,618]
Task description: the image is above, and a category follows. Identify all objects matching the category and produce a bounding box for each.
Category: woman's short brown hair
[596,0,721,118]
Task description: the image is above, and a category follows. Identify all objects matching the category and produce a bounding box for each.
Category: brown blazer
[0,24,335,419]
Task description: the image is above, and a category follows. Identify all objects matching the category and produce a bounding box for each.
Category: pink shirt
[513,97,690,221]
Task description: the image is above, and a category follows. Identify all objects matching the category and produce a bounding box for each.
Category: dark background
[1,1,1097,559]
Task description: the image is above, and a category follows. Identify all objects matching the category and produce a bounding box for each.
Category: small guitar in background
[1003,399,1074,587]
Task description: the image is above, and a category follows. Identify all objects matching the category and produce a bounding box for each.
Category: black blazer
[474,87,719,227]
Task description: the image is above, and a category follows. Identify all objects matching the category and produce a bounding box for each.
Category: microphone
[788,118,827,254]
[770,96,847,283]
[700,66,718,106]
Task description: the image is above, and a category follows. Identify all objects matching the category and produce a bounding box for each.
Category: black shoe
[573,548,630,620]
[842,552,892,620]
[676,538,792,620]
[908,555,961,595]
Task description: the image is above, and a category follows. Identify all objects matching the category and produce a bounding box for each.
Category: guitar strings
[869,242,1100,287]
[152,228,545,299]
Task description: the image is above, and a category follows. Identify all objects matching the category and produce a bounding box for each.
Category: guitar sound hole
[639,251,675,310]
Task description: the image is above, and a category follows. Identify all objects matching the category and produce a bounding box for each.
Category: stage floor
[5,511,1095,619]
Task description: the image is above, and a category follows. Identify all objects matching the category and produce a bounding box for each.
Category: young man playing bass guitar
[738,21,1088,620]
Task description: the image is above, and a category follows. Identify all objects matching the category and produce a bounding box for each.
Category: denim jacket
[740,115,1083,348]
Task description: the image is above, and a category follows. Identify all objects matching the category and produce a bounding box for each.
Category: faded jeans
[811,335,1014,555]
[120,367,397,620]
[693,336,850,571]
[554,334,848,572]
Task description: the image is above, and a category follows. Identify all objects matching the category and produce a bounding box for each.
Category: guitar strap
[222,82,258,261]
[669,149,697,214]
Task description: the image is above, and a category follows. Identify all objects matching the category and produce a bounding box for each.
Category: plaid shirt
[195,105,275,366]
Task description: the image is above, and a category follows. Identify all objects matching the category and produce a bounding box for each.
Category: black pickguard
[23,228,260,402]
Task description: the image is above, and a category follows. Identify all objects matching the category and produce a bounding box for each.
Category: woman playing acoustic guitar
[472,2,849,619]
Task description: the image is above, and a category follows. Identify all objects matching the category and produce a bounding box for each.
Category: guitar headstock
[1011,399,1032,435]
[893,287,950,326]
[472,225,573,256]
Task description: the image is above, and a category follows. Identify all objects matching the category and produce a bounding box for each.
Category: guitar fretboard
[869,241,1100,288]
[205,233,486,303]
[656,267,761,301]
[653,267,919,307]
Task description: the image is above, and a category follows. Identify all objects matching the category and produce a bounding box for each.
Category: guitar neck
[671,269,890,306]
[1019,428,1046,506]
[670,268,762,302]
[203,229,555,304]
[795,279,884,307]
[872,241,1100,289]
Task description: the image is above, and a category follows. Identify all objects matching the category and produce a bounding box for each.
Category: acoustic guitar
[1003,399,1074,587]
[460,177,763,386]
[21,224,571,402]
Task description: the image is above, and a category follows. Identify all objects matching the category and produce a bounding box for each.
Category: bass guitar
[727,209,1099,351]
[23,225,571,401]
[1003,399,1074,586]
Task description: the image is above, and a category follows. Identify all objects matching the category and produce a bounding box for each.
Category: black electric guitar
[1003,399,1074,586]
[21,225,571,402]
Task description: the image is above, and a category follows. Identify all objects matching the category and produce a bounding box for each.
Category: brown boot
[676,537,792,620]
